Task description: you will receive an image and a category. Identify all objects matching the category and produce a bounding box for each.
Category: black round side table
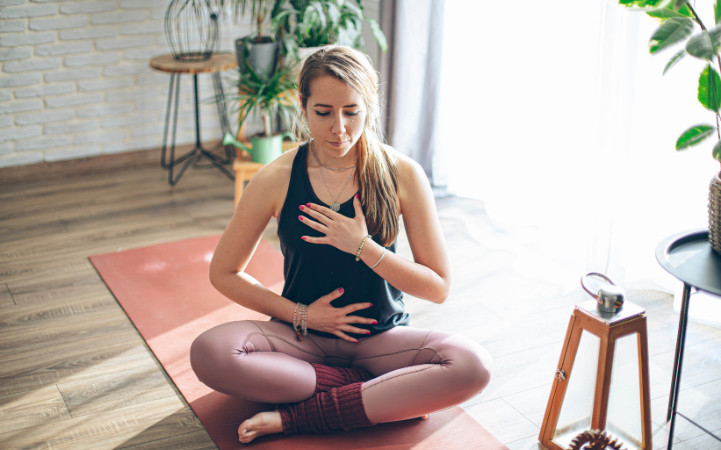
[655,229,721,449]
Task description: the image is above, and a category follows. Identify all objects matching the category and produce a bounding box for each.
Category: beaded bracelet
[293,302,308,341]
[355,235,372,261]
[300,304,308,337]
[369,247,387,269]
[292,302,302,341]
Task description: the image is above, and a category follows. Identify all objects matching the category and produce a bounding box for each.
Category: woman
[190,46,493,444]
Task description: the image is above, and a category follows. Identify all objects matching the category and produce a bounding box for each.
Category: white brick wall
[0,0,250,168]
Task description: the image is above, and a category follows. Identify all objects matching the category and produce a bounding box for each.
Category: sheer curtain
[383,0,446,188]
[438,1,714,292]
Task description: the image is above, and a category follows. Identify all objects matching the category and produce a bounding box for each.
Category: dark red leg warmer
[279,382,373,434]
[312,363,373,392]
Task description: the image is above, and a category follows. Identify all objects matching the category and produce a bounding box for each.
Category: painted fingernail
[365,330,371,334]
[372,320,378,324]
[301,236,307,241]
[355,193,360,199]
[369,303,373,307]
[306,203,311,207]
[298,215,303,221]
[299,205,305,210]
[338,288,344,293]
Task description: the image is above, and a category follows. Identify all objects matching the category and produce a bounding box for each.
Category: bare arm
[360,155,450,303]
[208,153,292,319]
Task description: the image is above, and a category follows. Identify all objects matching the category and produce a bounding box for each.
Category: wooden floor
[1,157,720,449]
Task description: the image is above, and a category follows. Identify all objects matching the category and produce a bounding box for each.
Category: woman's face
[302,75,367,161]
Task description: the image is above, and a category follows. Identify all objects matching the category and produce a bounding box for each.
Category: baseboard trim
[0,145,197,184]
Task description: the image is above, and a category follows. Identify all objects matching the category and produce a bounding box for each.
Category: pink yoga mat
[90,235,507,449]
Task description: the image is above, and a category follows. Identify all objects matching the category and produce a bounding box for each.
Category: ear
[299,94,306,116]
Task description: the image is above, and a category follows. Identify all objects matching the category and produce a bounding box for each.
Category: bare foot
[237,411,283,444]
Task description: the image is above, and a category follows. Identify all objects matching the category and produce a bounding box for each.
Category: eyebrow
[313,103,359,108]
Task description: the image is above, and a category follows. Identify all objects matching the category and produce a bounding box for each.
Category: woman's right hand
[306,288,376,343]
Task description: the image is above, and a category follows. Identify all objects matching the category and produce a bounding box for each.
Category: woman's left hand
[298,194,369,255]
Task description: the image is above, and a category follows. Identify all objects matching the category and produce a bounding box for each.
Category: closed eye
[315,111,330,117]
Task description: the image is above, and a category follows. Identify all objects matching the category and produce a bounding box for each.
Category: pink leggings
[190,320,493,424]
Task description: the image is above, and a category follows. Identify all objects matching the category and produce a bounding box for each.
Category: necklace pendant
[330,202,341,212]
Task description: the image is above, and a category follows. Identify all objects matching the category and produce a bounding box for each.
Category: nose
[331,114,347,135]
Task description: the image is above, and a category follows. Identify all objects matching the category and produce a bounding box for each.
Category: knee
[189,327,222,383]
[189,321,253,384]
[448,339,494,397]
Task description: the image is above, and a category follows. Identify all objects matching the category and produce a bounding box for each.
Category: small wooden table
[233,156,264,206]
[150,53,237,186]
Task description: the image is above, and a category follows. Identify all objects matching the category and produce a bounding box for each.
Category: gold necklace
[309,140,355,211]
[317,167,352,212]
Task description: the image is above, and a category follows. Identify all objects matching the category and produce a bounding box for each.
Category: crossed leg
[190,320,493,443]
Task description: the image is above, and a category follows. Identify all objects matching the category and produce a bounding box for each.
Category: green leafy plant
[619,0,721,165]
[271,0,387,62]
[221,59,299,147]
[219,0,284,41]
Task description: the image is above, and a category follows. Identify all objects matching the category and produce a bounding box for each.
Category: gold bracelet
[355,235,372,261]
[369,247,387,269]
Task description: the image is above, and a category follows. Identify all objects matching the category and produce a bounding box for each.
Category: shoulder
[241,146,299,216]
[383,145,427,189]
[255,146,298,181]
[381,145,431,215]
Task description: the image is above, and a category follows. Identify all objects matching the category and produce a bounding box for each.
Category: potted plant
[221,58,298,164]
[617,0,721,253]
[219,0,285,76]
[271,0,387,65]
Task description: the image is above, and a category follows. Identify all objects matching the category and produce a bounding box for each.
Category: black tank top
[277,143,409,338]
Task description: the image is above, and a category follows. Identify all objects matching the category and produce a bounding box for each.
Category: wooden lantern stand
[539,300,652,450]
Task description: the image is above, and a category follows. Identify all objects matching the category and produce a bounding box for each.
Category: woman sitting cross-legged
[189,45,493,444]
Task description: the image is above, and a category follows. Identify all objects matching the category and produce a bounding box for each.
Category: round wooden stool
[150,52,237,185]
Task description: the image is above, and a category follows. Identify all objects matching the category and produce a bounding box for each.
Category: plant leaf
[649,17,694,54]
[367,18,388,52]
[619,0,666,7]
[686,26,721,60]
[717,0,721,24]
[676,124,715,150]
[647,8,689,19]
[663,48,686,74]
[714,140,721,161]
[698,65,721,111]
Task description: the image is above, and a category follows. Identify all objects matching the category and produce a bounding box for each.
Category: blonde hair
[295,46,399,246]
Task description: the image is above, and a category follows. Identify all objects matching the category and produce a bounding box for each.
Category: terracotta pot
[709,172,721,254]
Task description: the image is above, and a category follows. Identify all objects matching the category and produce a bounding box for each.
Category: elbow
[429,277,451,304]
[208,267,222,292]
[434,290,450,304]
[208,261,230,293]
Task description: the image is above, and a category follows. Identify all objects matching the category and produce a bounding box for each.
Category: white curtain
[439,1,715,292]
[383,0,446,187]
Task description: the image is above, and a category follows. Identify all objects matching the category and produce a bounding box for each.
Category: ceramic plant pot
[249,133,293,164]
[709,172,721,254]
[235,36,279,77]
